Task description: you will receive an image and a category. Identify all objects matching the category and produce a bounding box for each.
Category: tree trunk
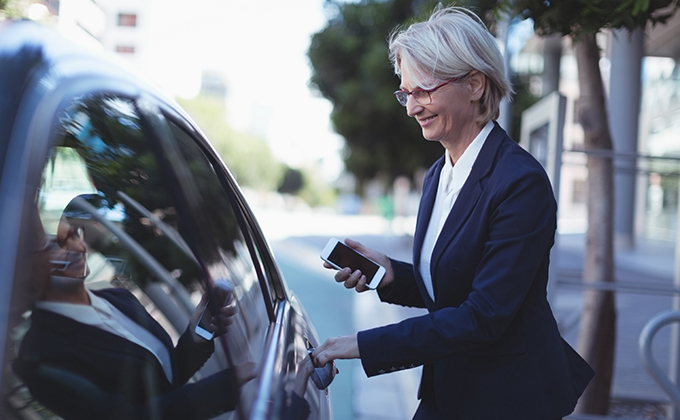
[573,33,617,415]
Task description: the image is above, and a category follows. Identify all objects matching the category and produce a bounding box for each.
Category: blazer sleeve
[16,362,238,420]
[174,327,215,386]
[376,259,426,308]
[358,152,557,376]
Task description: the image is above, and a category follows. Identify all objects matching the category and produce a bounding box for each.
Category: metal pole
[669,180,680,420]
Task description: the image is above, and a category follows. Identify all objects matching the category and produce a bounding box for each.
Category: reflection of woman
[312,6,593,420]
[14,206,253,420]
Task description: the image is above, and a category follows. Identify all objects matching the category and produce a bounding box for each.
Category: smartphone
[320,238,386,289]
[195,280,234,341]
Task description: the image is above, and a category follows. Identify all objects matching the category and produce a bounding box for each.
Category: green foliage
[176,95,283,192]
[297,165,338,208]
[1,0,35,18]
[509,72,540,142]
[309,0,444,189]
[505,0,679,37]
[278,166,304,195]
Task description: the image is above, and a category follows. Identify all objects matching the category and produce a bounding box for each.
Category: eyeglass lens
[394,90,432,106]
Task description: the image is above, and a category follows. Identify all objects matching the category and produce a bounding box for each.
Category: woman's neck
[45,276,91,304]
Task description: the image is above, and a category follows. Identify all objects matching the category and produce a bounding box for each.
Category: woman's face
[49,218,89,279]
[399,63,483,152]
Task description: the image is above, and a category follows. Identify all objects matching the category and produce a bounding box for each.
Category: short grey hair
[388,5,512,125]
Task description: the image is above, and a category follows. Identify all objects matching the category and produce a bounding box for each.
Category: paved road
[256,208,678,419]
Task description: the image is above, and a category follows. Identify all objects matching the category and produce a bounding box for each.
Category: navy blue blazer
[357,123,594,420]
[14,287,237,420]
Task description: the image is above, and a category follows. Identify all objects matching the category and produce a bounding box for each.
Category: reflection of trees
[166,121,240,261]
[57,94,200,289]
[55,93,248,294]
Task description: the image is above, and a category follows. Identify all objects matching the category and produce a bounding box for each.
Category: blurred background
[4,0,680,419]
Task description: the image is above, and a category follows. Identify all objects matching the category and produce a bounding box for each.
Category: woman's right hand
[322,238,393,292]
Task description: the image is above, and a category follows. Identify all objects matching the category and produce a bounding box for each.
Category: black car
[0,20,332,420]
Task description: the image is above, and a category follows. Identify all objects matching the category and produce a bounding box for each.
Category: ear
[466,71,485,102]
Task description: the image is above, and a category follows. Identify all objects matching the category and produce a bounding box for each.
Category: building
[513,13,680,247]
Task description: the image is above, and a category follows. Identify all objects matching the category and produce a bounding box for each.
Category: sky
[152,0,346,182]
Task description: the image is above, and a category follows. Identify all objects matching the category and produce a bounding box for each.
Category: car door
[152,101,332,420]
[0,51,330,420]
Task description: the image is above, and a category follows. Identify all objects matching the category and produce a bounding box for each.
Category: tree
[501,0,679,414]
[308,0,442,193]
[177,95,283,192]
[278,166,304,195]
[0,0,35,18]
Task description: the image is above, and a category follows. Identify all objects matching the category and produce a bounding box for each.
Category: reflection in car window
[5,93,262,419]
[165,118,272,415]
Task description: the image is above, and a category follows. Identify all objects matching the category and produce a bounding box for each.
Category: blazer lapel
[91,289,176,385]
[412,156,445,309]
[94,289,174,350]
[413,156,444,268]
[430,124,505,288]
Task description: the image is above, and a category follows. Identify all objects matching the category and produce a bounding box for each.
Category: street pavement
[254,207,678,419]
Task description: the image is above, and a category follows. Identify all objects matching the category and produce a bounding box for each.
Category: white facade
[96,0,202,98]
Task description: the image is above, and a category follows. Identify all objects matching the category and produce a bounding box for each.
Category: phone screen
[327,242,380,284]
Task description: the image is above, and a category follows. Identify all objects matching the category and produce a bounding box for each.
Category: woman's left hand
[311,334,360,366]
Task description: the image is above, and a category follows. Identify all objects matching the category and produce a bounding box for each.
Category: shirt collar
[443,121,494,195]
[36,289,113,327]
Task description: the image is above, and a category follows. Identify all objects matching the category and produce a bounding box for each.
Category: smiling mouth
[418,115,437,125]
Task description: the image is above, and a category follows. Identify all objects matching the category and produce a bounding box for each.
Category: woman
[14,199,254,420]
[312,6,594,420]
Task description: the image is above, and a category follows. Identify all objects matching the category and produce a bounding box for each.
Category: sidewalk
[555,232,676,404]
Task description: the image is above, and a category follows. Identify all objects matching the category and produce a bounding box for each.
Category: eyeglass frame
[393,73,470,107]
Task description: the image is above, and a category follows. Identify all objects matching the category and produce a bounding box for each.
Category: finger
[355,275,369,292]
[344,238,366,253]
[334,267,352,283]
[218,305,237,317]
[343,270,363,289]
[312,351,328,367]
[212,316,233,329]
[323,262,337,270]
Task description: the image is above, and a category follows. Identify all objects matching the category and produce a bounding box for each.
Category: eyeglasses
[393,74,468,107]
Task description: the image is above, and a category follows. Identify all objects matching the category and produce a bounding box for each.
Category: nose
[406,97,423,117]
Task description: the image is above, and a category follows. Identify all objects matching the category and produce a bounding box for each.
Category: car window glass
[4,93,253,420]
[163,118,272,413]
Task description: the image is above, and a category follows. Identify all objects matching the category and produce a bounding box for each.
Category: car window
[162,116,274,414]
[2,92,268,420]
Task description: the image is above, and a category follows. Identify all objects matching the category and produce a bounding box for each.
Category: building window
[115,45,135,54]
[117,13,137,27]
